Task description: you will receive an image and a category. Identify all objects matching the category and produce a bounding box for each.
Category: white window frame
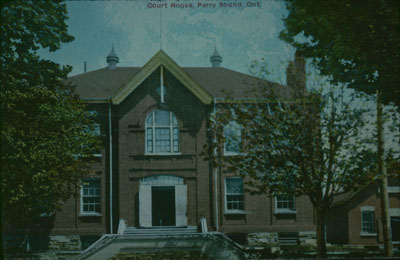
[224,177,245,214]
[145,110,180,155]
[224,121,242,156]
[80,179,101,216]
[275,195,296,214]
[360,206,376,236]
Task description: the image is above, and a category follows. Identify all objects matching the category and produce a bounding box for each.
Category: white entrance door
[139,175,187,227]
[175,184,187,226]
[139,184,152,227]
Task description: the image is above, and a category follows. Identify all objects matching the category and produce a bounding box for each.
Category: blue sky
[39,0,294,82]
[38,0,399,153]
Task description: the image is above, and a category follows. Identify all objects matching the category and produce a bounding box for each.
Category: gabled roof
[66,50,293,104]
[111,50,213,104]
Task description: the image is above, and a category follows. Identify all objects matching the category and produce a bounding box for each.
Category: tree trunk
[315,207,327,258]
[1,212,6,259]
[377,91,393,257]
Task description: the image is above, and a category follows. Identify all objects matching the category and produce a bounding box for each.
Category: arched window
[224,121,242,155]
[146,110,179,153]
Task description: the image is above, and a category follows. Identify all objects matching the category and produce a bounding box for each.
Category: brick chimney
[286,51,306,91]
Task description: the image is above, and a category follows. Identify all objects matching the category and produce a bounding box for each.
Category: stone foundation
[247,231,317,246]
[298,231,317,246]
[247,232,278,246]
[49,235,81,251]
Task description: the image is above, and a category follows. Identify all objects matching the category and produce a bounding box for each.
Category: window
[88,110,101,136]
[361,206,375,235]
[275,195,296,213]
[224,121,241,155]
[225,177,244,212]
[87,110,101,156]
[81,179,101,215]
[146,110,179,154]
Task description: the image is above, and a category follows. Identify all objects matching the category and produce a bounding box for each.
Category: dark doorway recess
[391,216,400,242]
[152,186,175,226]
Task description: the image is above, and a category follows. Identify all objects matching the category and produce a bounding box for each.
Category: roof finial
[210,45,222,68]
[106,44,119,69]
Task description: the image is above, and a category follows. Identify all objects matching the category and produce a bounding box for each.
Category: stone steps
[74,233,248,260]
[123,226,198,236]
[109,250,213,260]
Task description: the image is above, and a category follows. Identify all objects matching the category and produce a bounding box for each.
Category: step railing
[117,218,126,235]
[74,234,118,260]
[74,232,247,260]
[200,217,208,233]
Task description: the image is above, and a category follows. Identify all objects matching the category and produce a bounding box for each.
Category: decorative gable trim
[111,50,213,105]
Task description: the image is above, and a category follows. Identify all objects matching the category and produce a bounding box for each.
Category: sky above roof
[37,0,399,153]
[38,0,294,82]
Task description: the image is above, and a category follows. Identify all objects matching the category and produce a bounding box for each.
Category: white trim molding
[360,205,375,211]
[378,186,400,194]
[389,208,400,217]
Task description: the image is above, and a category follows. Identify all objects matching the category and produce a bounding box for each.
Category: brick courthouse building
[41,48,400,253]
[46,48,320,249]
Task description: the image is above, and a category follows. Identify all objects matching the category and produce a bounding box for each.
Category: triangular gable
[112,50,213,105]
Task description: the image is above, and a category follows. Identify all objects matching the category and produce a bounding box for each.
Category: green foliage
[1,0,100,227]
[280,0,399,108]
[206,86,377,204]
[203,84,378,257]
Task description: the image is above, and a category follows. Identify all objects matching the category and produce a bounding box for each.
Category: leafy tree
[1,1,100,253]
[204,85,377,258]
[280,0,399,108]
[280,1,399,256]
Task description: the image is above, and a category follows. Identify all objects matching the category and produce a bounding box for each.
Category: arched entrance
[139,175,187,227]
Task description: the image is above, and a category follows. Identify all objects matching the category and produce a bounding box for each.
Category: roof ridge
[183,67,280,86]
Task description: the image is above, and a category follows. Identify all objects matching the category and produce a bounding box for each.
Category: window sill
[224,210,247,215]
[360,232,377,237]
[39,212,53,217]
[79,213,102,217]
[144,152,182,156]
[274,210,296,215]
[224,152,247,157]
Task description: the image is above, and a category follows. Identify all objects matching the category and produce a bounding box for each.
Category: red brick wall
[342,181,400,245]
[53,68,322,239]
[116,70,212,227]
[219,172,315,234]
[51,103,108,236]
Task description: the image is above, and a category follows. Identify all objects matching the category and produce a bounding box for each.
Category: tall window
[225,177,244,212]
[81,179,101,214]
[361,206,375,234]
[224,121,241,155]
[146,110,179,154]
[88,110,101,136]
[275,195,296,213]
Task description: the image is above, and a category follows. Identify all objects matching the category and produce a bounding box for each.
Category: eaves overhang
[82,98,110,104]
